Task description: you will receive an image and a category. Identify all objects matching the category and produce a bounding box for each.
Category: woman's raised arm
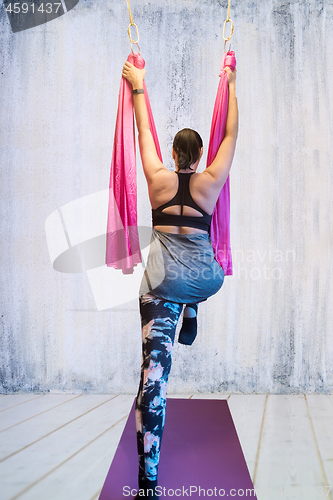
[205,67,238,190]
[122,61,166,183]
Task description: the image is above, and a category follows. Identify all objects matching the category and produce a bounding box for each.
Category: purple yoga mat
[99,398,257,499]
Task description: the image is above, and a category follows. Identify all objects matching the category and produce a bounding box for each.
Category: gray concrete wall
[1,0,332,394]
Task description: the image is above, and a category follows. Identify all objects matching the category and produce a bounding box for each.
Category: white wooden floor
[0,394,332,500]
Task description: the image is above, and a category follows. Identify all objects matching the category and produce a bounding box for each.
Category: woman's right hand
[122,61,146,88]
[224,66,236,86]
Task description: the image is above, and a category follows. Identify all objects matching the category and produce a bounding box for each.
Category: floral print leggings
[135,293,183,483]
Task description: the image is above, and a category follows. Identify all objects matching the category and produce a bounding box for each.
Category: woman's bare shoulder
[191,171,221,196]
[189,171,225,213]
[147,169,177,209]
[149,169,177,192]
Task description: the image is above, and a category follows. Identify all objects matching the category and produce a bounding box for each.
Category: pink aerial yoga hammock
[106,50,236,276]
[207,50,236,276]
[106,52,162,274]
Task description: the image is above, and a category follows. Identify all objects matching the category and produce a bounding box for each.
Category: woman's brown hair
[173,128,203,170]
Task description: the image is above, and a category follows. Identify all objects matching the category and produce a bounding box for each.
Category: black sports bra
[152,172,212,232]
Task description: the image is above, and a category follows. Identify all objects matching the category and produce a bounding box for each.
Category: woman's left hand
[122,61,146,88]
[224,66,236,86]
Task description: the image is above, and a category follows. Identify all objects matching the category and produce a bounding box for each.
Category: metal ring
[131,41,141,55]
[224,39,232,53]
[223,18,234,42]
[127,22,139,44]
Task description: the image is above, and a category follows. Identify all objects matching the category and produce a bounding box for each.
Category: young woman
[122,59,238,499]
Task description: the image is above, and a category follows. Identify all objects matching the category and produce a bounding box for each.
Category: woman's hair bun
[173,128,203,170]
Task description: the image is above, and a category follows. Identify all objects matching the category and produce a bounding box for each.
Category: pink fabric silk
[206,50,236,276]
[106,52,162,274]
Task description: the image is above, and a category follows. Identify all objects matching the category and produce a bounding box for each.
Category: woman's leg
[178,303,198,346]
[135,294,183,493]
